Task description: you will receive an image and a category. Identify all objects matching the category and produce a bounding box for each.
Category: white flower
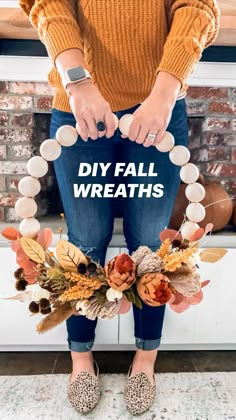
[106,288,123,302]
[31,287,50,302]
[186,251,201,267]
[75,300,88,316]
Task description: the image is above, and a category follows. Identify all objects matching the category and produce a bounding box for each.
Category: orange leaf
[159,229,182,243]
[201,280,210,288]
[200,248,227,263]
[187,289,203,305]
[205,223,214,235]
[37,228,53,249]
[1,227,19,241]
[189,228,205,242]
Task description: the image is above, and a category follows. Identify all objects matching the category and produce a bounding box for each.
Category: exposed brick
[0,145,7,159]
[203,118,231,131]
[208,148,231,162]
[0,161,27,175]
[209,101,235,114]
[191,147,208,162]
[0,111,8,126]
[232,120,236,131]
[8,82,54,96]
[186,101,207,115]
[0,207,5,222]
[9,113,33,128]
[33,96,53,111]
[207,163,236,177]
[5,207,21,222]
[232,148,236,162]
[6,177,21,190]
[0,96,32,110]
[0,128,33,144]
[230,181,236,196]
[0,178,6,191]
[187,87,229,100]
[203,132,223,146]
[0,82,8,94]
[0,193,20,207]
[7,144,34,160]
[222,134,236,146]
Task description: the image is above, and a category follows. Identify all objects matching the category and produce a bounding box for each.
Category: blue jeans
[50,99,188,352]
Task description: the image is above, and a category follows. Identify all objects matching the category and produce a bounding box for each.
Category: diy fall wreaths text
[73,162,165,198]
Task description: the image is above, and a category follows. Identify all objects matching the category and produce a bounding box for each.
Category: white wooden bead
[186,202,206,223]
[27,156,48,178]
[18,176,41,197]
[180,221,200,240]
[119,114,134,136]
[19,217,40,238]
[156,131,175,152]
[180,163,199,184]
[185,182,206,202]
[112,113,119,130]
[169,145,190,166]
[40,139,62,161]
[15,197,37,219]
[56,125,78,146]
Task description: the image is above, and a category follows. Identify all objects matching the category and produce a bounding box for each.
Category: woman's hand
[123,72,181,147]
[68,81,116,142]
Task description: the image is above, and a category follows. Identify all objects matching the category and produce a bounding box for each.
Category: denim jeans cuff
[68,338,94,352]
[135,337,161,350]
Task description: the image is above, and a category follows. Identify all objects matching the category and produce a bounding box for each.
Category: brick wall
[0,81,235,222]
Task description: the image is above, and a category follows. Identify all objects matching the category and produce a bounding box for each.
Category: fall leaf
[200,248,227,263]
[56,240,87,272]
[159,229,182,243]
[189,228,205,242]
[20,237,46,264]
[205,223,214,235]
[37,228,53,249]
[1,227,19,241]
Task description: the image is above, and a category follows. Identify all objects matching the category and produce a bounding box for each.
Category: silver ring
[146,133,157,142]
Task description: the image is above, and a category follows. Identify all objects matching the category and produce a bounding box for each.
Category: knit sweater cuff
[156,40,199,87]
[39,18,83,64]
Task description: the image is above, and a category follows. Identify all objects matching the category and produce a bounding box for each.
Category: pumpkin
[170,176,233,232]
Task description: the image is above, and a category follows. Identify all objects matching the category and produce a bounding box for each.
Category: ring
[146,133,157,142]
[96,121,106,132]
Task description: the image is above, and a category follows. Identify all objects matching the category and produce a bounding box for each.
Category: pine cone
[104,254,136,292]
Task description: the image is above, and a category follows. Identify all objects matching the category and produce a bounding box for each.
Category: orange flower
[163,247,197,272]
[157,239,171,259]
[105,254,136,292]
[137,272,172,306]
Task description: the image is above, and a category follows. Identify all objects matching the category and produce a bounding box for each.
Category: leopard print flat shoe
[68,360,100,413]
[124,365,156,415]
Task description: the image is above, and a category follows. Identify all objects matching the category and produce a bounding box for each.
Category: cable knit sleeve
[157,0,220,86]
[19,0,83,63]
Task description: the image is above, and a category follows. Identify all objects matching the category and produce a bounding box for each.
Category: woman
[20,0,219,415]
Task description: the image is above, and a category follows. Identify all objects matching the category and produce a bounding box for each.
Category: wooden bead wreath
[15,113,206,239]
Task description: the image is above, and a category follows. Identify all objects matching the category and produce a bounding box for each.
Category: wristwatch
[63,66,92,90]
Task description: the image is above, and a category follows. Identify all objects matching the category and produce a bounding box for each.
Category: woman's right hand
[68,81,116,142]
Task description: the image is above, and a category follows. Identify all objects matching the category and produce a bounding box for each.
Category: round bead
[180,163,199,184]
[119,114,134,136]
[19,217,40,238]
[156,131,175,152]
[40,139,62,161]
[18,176,41,197]
[26,156,48,178]
[186,202,206,223]
[15,197,37,219]
[180,221,200,240]
[185,182,206,203]
[169,145,190,166]
[56,125,78,146]
[112,113,119,130]
[106,288,123,302]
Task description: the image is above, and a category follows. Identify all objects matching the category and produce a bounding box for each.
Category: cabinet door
[0,247,120,349]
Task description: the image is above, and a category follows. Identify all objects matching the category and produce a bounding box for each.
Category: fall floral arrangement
[1,215,227,334]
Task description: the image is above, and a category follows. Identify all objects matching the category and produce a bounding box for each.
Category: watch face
[68,66,86,82]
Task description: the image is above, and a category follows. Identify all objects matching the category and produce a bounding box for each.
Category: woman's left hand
[122,72,181,147]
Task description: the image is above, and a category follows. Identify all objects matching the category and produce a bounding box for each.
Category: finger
[104,111,116,138]
[135,124,149,144]
[86,115,99,140]
[143,129,159,147]
[154,128,166,146]
[76,120,89,142]
[128,118,141,142]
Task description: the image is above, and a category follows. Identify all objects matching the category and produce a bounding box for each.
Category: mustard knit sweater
[20,0,220,112]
